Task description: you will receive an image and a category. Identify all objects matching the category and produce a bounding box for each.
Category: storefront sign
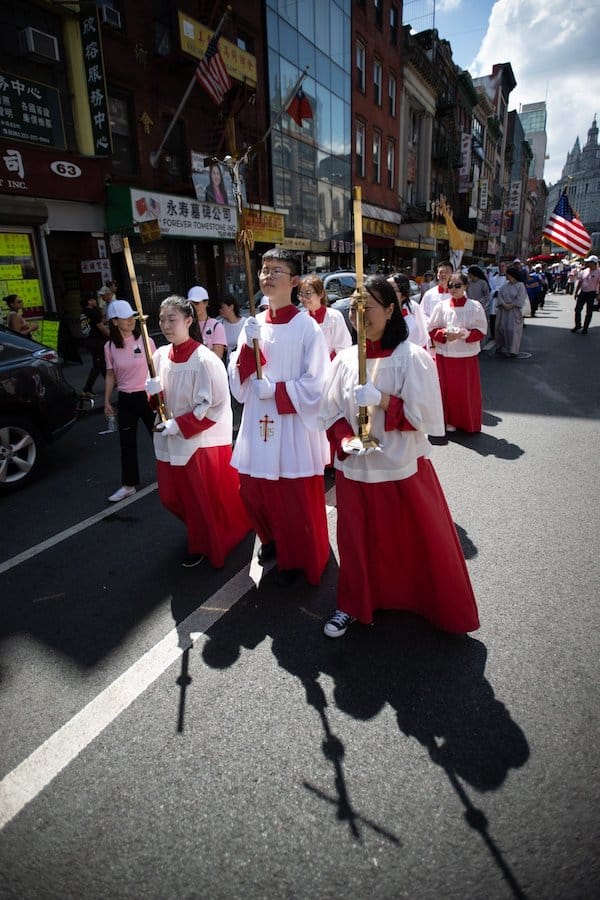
[79,10,112,155]
[80,258,112,281]
[489,209,501,237]
[363,217,398,238]
[4,277,42,309]
[140,219,161,242]
[241,209,284,244]
[479,178,489,211]
[508,181,521,213]
[458,132,471,193]
[0,263,22,278]
[130,187,237,239]
[179,13,257,87]
[0,70,65,148]
[0,140,107,201]
[39,319,59,349]
[278,237,310,251]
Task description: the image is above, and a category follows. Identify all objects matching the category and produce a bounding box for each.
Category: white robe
[229,309,330,479]
[428,298,488,358]
[152,344,232,465]
[319,342,445,484]
[403,299,429,348]
[420,285,450,326]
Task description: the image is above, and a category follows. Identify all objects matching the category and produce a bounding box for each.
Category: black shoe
[275,568,298,587]
[181,553,205,568]
[571,326,581,333]
[581,329,588,334]
[257,541,276,564]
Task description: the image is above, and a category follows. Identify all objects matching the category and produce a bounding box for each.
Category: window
[374,60,382,106]
[387,141,395,189]
[390,4,398,44]
[236,32,254,53]
[356,120,366,178]
[356,40,366,92]
[152,0,171,56]
[374,0,383,28]
[108,93,136,175]
[389,74,396,117]
[373,132,381,183]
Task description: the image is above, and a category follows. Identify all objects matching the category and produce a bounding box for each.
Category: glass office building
[265,0,351,264]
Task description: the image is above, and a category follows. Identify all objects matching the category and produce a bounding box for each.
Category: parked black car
[0,326,79,492]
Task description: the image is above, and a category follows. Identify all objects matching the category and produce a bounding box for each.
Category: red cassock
[322,339,479,633]
[335,459,479,632]
[153,338,251,568]
[229,305,332,585]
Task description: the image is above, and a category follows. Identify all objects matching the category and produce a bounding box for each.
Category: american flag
[195,32,232,106]
[542,190,591,256]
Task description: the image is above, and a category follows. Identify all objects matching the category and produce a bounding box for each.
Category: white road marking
[0,483,158,576]
[0,489,338,831]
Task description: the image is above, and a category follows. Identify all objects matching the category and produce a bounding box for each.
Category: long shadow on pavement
[197,565,530,897]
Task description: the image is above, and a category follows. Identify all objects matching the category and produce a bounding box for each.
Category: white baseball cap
[106,300,137,319]
[187,285,209,301]
[584,255,599,263]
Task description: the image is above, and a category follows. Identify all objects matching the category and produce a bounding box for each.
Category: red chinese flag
[286,88,313,126]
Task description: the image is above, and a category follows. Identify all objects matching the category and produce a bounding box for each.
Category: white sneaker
[324,610,356,638]
[108,485,136,502]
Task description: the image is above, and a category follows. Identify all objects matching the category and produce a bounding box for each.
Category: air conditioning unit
[18,27,59,63]
[100,5,122,29]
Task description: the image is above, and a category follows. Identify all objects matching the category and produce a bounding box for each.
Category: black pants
[117,391,155,486]
[574,291,596,332]
[83,343,107,392]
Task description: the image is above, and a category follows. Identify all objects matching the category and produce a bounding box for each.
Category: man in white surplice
[228,249,331,586]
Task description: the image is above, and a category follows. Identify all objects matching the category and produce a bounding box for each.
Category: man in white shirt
[572,255,600,334]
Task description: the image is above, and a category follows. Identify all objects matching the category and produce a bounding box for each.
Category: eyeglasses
[259,267,291,278]
[447,282,464,289]
[297,290,315,298]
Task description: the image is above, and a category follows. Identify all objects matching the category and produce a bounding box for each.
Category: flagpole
[149,5,231,168]
[260,66,310,146]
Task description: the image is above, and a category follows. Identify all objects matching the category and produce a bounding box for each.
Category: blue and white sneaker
[323,610,356,638]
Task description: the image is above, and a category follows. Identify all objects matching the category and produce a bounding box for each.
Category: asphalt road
[1,292,598,900]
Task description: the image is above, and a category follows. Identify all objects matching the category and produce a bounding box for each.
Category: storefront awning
[0,196,48,225]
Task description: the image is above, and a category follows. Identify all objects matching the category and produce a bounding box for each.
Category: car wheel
[0,417,43,492]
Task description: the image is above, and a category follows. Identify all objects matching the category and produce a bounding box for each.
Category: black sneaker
[571,326,581,333]
[323,610,356,638]
[181,554,205,568]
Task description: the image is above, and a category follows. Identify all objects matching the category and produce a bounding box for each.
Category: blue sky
[404,0,599,185]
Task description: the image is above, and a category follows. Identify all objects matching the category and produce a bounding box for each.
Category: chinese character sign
[0,71,65,148]
[79,11,112,155]
[130,187,238,239]
[509,181,521,213]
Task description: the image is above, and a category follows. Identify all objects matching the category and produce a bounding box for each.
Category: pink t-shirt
[198,317,226,350]
[104,334,156,393]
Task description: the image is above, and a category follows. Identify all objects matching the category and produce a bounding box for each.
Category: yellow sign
[6,279,42,308]
[277,237,311,251]
[178,13,257,87]
[139,220,161,243]
[363,217,398,238]
[0,264,22,279]
[39,320,59,350]
[241,209,285,244]
[0,233,32,256]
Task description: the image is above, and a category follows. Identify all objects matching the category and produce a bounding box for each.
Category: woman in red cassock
[146,295,251,568]
[427,271,487,433]
[319,275,479,639]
